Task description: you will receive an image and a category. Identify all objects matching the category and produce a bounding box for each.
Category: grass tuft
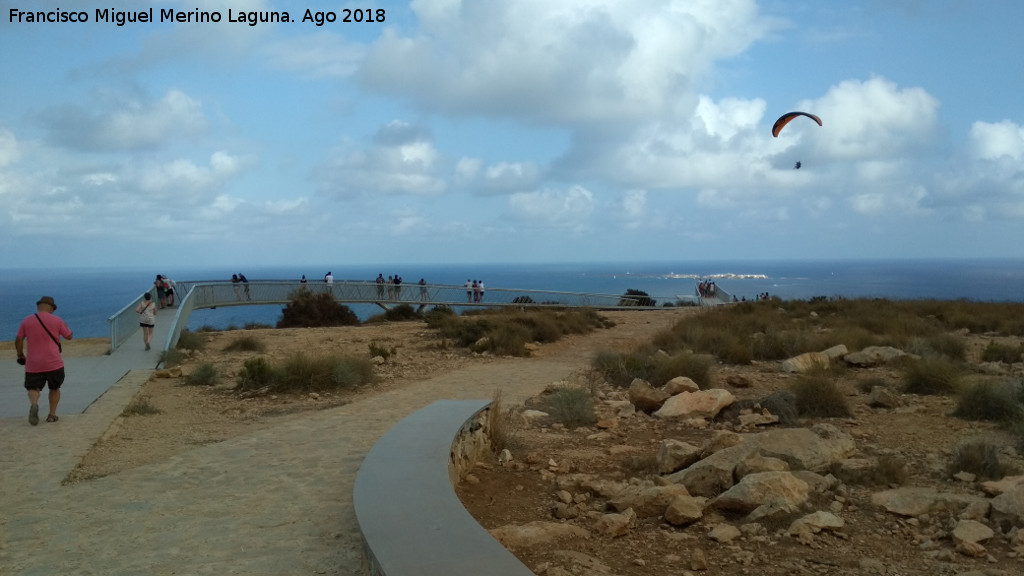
[223,335,265,353]
[185,363,218,386]
[902,357,961,395]
[542,386,597,428]
[237,353,373,394]
[952,381,1024,423]
[790,373,851,418]
[122,395,161,417]
[948,438,1015,480]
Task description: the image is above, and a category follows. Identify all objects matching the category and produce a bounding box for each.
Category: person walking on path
[15,296,73,425]
[135,293,157,351]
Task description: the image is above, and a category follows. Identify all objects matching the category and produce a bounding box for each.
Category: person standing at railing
[465,279,473,303]
[419,278,428,302]
[239,273,251,300]
[394,275,403,301]
[231,274,242,301]
[135,292,157,351]
[376,274,386,300]
[154,274,168,309]
[477,280,485,302]
[162,275,177,307]
[325,271,334,284]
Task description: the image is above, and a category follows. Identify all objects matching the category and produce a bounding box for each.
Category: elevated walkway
[107,280,666,352]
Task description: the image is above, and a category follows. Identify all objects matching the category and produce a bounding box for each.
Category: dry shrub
[542,386,597,428]
[948,438,1015,480]
[122,395,160,417]
[223,335,265,353]
[176,330,205,351]
[953,381,1024,423]
[592,351,652,388]
[856,376,891,394]
[902,357,961,395]
[185,363,217,386]
[981,342,1024,364]
[236,353,373,393]
[790,373,851,418]
[652,352,714,389]
[488,391,524,452]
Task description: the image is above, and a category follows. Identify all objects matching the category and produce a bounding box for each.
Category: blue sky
[2,0,1023,268]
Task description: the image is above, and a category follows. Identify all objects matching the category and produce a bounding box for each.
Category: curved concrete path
[0,310,686,575]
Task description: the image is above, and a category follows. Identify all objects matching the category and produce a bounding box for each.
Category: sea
[2,259,1024,340]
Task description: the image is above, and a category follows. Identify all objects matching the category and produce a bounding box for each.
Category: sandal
[46,414,58,423]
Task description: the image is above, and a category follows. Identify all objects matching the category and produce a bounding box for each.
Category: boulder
[656,439,702,474]
[990,483,1024,532]
[711,471,811,513]
[746,498,800,524]
[700,430,745,456]
[664,495,707,526]
[867,386,902,409]
[708,524,742,543]
[667,441,759,497]
[609,483,691,517]
[980,475,1024,496]
[490,521,590,549]
[782,352,830,373]
[821,345,849,361]
[788,511,845,544]
[595,508,636,538]
[654,389,735,420]
[736,455,790,479]
[663,376,700,395]
[870,487,990,519]
[843,346,909,367]
[756,424,857,471]
[952,519,994,545]
[628,378,670,413]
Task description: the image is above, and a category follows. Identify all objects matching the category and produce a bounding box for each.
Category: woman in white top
[135,293,157,351]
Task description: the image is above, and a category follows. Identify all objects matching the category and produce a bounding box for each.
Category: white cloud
[41,89,207,151]
[509,185,594,229]
[137,151,244,194]
[0,126,18,167]
[805,77,940,160]
[317,121,446,197]
[616,189,647,229]
[970,120,1024,161]
[264,32,366,78]
[361,0,776,125]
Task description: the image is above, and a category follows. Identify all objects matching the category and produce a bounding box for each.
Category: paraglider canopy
[772,111,822,137]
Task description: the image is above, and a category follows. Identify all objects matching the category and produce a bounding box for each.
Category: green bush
[923,333,967,361]
[902,357,961,395]
[223,335,265,353]
[384,304,421,321]
[276,290,360,328]
[186,362,218,386]
[427,308,606,357]
[619,289,656,307]
[790,373,851,418]
[981,342,1024,364]
[953,381,1024,423]
[542,387,597,428]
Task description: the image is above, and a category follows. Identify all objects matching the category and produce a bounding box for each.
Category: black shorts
[165,289,173,295]
[140,322,155,328]
[24,367,66,391]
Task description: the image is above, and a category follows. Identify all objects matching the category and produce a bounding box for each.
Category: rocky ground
[14,309,1024,576]
[456,336,1024,576]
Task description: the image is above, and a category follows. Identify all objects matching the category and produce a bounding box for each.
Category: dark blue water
[3,259,1023,339]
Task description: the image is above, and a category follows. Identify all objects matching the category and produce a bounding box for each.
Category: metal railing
[107,280,664,353]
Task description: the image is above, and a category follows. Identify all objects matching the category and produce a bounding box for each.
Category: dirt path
[0,309,690,575]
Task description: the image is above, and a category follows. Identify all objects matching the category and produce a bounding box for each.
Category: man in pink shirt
[15,296,73,425]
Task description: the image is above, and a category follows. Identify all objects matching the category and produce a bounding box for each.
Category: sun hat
[37,296,57,310]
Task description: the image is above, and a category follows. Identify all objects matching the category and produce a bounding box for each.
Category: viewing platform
[106,280,673,353]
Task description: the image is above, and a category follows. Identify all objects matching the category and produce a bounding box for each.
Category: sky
[1,0,1023,269]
